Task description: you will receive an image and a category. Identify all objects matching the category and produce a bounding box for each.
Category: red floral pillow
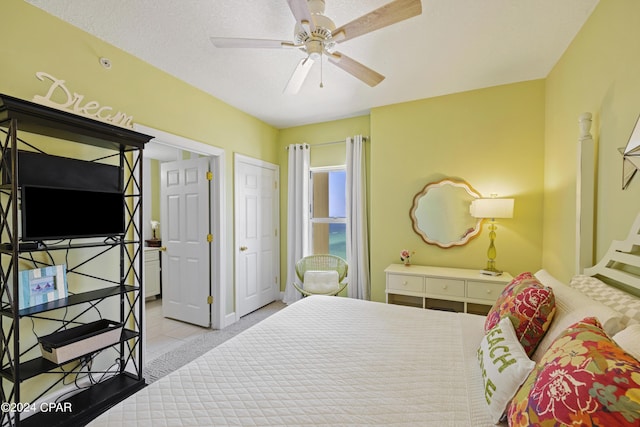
[484,273,556,356]
[499,271,534,295]
[507,317,640,426]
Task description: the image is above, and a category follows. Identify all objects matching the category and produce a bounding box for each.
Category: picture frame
[18,264,68,310]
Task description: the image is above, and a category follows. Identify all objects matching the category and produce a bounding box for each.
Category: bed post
[576,112,595,274]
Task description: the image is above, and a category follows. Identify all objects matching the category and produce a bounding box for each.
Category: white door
[161,157,211,327]
[235,155,279,317]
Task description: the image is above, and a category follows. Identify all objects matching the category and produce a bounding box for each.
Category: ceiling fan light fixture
[212,0,423,93]
[307,41,323,59]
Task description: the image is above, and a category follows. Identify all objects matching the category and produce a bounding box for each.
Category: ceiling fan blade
[287,0,316,33]
[332,0,422,43]
[211,37,295,49]
[327,52,385,87]
[283,57,315,94]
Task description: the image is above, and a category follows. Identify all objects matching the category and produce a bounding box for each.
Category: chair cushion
[303,270,340,294]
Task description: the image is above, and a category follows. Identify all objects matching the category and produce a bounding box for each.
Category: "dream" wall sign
[33,71,134,128]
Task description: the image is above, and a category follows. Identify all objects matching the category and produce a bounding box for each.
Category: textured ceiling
[26,0,599,129]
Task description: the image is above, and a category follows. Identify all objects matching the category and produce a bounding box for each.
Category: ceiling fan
[210,0,422,94]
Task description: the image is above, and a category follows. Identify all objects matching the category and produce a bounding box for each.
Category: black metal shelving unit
[0,94,152,426]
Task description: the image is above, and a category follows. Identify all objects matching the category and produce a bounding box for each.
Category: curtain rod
[313,136,368,147]
[285,137,368,149]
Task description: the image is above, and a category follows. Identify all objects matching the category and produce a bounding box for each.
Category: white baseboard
[223,295,284,329]
[223,311,237,328]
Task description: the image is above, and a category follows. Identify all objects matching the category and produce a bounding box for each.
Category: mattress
[90,296,494,426]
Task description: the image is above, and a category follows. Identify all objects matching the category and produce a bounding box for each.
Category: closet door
[235,155,279,317]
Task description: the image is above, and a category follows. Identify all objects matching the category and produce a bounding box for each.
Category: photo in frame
[18,264,68,310]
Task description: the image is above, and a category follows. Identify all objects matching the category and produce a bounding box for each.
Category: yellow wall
[150,159,161,224]
[1,0,279,318]
[543,0,640,283]
[370,81,546,301]
[276,82,545,301]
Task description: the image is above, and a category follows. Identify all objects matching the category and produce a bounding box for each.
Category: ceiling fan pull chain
[320,56,324,88]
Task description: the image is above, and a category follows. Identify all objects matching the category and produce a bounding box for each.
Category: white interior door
[161,157,211,327]
[235,155,279,317]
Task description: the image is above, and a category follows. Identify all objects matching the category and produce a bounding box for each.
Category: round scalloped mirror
[409,178,483,248]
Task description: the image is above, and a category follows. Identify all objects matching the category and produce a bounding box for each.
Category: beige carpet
[143,300,286,383]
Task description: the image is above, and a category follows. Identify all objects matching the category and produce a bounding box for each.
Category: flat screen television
[21,185,126,241]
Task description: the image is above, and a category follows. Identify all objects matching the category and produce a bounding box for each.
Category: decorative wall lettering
[33,72,134,129]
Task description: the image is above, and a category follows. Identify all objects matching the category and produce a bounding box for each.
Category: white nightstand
[385,264,513,315]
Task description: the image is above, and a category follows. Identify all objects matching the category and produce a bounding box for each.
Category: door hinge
[275,276,278,284]
[207,234,213,243]
[207,295,213,304]
[206,171,213,181]
[275,228,278,237]
[274,181,277,189]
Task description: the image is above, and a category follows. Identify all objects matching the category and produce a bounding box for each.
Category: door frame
[234,154,280,321]
[135,124,227,329]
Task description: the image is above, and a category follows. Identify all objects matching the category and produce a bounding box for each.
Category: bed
[91,297,493,426]
[89,214,640,427]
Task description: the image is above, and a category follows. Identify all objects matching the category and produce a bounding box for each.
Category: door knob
[239,246,248,251]
[160,246,167,252]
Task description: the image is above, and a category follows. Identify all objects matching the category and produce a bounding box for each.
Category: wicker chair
[293,254,349,297]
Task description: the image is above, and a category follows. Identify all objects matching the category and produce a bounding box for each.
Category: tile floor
[144,297,210,362]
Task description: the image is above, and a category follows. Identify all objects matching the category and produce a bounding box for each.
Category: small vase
[403,259,411,266]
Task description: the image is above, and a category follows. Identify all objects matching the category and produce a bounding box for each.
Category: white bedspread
[90,296,494,426]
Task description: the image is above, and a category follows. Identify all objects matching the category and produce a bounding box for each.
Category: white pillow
[532,269,624,362]
[570,274,640,327]
[303,270,340,294]
[613,324,640,361]
[477,317,535,424]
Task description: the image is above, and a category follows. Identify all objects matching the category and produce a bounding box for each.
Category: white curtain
[283,144,310,304]
[346,135,370,300]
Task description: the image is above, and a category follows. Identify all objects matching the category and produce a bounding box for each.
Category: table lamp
[470,197,514,275]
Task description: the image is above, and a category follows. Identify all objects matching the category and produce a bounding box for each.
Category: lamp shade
[470,198,514,219]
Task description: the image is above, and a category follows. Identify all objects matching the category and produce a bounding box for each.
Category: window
[310,167,346,260]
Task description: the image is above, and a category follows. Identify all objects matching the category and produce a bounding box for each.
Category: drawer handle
[403,281,409,286]
[486,289,492,294]
[442,285,448,290]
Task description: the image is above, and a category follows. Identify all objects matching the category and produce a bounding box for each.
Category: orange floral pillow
[484,272,556,356]
[507,317,640,426]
